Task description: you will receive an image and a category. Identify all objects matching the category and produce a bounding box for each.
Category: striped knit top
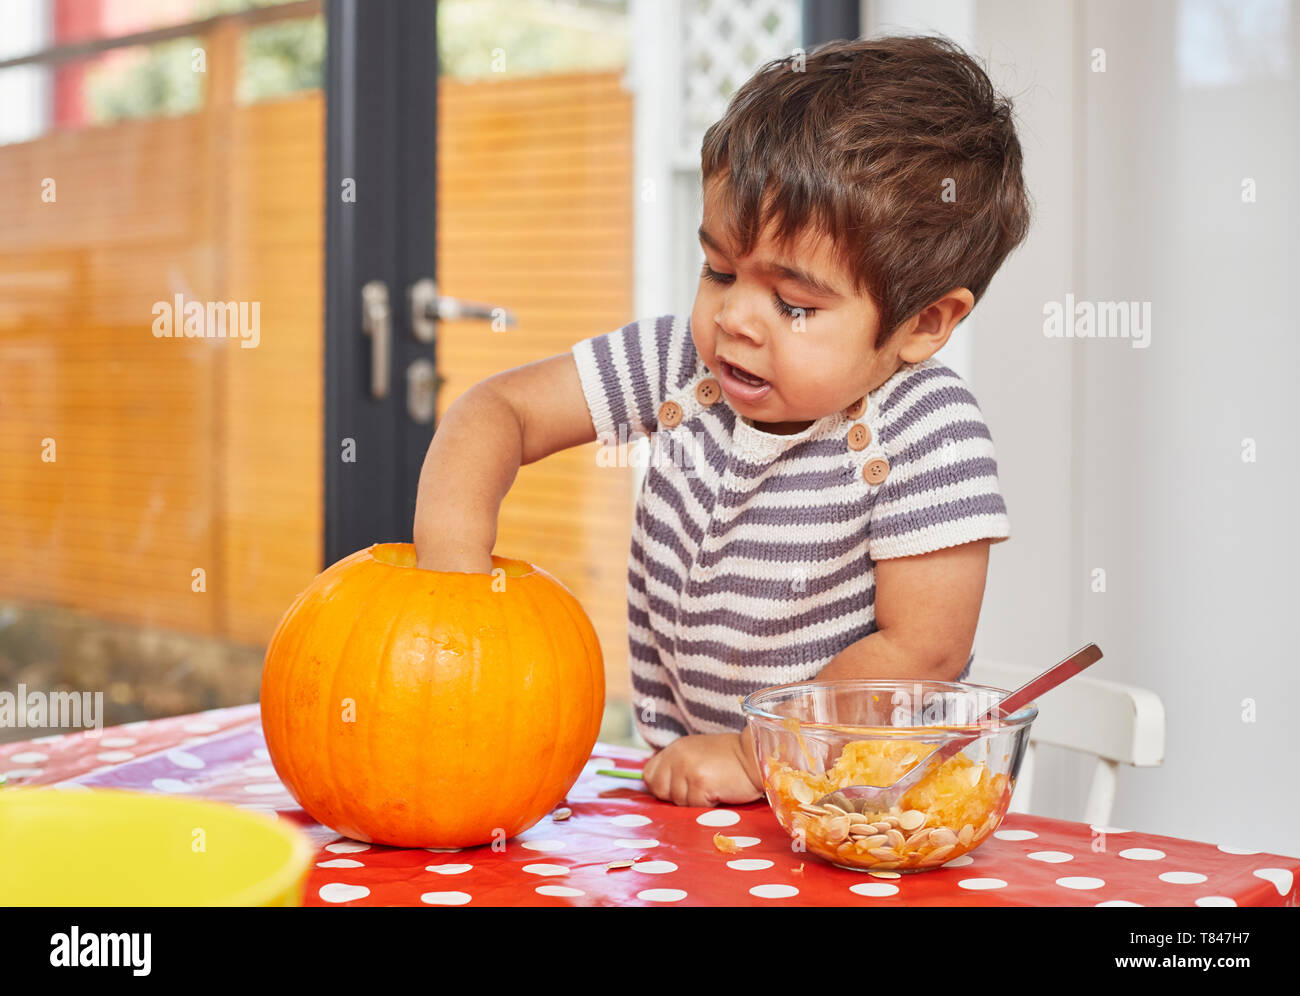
[570,313,1011,749]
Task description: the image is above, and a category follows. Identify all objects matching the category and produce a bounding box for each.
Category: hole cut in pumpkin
[370,542,534,577]
[491,558,535,578]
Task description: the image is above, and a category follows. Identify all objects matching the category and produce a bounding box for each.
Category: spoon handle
[980,642,1103,722]
[928,642,1103,766]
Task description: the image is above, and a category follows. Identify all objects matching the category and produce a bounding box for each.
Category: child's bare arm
[413,353,596,572]
[818,540,991,680]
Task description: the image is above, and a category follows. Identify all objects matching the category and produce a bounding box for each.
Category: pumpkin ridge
[368,564,433,841]
[509,572,567,836]
[549,572,605,776]
[310,558,402,840]
[260,548,370,812]
[344,561,412,841]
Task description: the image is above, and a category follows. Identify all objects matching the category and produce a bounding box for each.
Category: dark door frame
[323,0,438,567]
[803,0,861,46]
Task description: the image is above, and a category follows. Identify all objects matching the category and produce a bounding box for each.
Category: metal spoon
[811,642,1103,816]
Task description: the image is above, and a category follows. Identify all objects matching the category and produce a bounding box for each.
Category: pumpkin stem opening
[370,543,534,578]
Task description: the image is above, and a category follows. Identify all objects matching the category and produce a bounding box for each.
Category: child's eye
[771,293,816,320]
[700,262,733,286]
[699,263,817,320]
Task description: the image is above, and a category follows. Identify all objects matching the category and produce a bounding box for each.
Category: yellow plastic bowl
[0,787,316,906]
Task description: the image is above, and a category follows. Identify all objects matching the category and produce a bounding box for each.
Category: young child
[413,34,1031,808]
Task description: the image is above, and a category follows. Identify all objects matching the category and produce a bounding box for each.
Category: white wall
[0,0,51,146]
[867,0,1299,857]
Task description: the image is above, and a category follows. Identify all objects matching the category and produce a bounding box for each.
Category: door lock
[406,358,445,425]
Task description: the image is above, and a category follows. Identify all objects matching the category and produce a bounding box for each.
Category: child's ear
[897,289,973,363]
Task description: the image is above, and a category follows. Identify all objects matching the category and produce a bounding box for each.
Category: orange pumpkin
[259,542,604,847]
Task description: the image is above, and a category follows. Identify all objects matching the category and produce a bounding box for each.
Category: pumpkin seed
[958,823,974,846]
[868,847,899,861]
[846,812,869,826]
[928,827,958,849]
[798,803,829,816]
[824,803,849,818]
[898,809,927,831]
[870,821,894,835]
[922,844,956,864]
[606,860,635,870]
[828,792,853,811]
[791,781,815,805]
[856,833,889,848]
[552,807,572,821]
[904,827,932,848]
[868,870,900,879]
[826,816,850,844]
[885,828,905,850]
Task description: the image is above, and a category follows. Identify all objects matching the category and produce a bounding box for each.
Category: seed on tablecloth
[713,833,740,854]
[606,860,635,871]
[552,808,572,821]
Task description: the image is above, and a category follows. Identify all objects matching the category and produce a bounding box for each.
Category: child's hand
[642,730,765,807]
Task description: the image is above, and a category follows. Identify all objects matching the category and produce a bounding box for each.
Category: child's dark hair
[700,33,1032,346]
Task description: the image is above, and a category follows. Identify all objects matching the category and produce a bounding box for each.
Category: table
[2,704,1295,907]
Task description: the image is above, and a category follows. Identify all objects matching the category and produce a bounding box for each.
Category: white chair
[965,656,1166,826]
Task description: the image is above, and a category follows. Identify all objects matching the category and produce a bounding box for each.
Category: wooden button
[847,423,871,451]
[844,396,867,419]
[657,400,683,428]
[695,378,721,406]
[863,458,890,485]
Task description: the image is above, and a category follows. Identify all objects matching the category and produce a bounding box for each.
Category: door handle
[361,280,391,399]
[407,277,517,343]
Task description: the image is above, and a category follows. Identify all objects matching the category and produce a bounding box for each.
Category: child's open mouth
[720,360,772,402]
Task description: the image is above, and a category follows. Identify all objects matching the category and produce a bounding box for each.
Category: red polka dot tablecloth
[3,704,1297,907]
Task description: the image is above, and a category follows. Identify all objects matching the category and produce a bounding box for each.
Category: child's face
[690,176,910,435]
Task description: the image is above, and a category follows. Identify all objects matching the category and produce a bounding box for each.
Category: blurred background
[1,0,1296,857]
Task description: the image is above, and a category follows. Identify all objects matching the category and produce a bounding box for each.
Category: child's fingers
[641,755,664,798]
[671,772,692,807]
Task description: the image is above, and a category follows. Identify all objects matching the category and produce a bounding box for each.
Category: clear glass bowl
[742,678,1037,873]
